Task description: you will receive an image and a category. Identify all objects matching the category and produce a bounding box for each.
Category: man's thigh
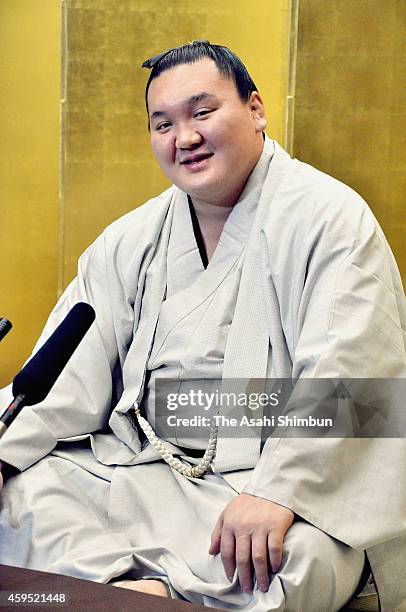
[0,456,134,582]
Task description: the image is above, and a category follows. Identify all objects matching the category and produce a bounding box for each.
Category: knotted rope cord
[134,406,218,478]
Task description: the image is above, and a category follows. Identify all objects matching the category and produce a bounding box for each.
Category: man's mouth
[180,153,213,166]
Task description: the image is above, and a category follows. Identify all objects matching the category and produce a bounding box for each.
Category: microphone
[0,303,95,438]
[0,318,12,342]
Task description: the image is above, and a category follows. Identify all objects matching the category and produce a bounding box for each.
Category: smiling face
[147,58,267,208]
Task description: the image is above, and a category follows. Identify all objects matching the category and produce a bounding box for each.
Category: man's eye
[156,122,171,131]
[194,110,212,118]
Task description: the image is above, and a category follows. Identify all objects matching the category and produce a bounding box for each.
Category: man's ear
[249,92,267,132]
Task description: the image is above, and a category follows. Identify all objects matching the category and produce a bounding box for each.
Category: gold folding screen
[0,1,60,387]
[293,0,406,286]
[1,0,404,388]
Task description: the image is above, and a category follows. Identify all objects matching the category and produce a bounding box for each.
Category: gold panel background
[293,0,406,286]
[0,1,61,387]
[2,1,404,390]
[61,0,291,286]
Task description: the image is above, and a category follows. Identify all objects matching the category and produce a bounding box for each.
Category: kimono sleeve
[0,230,134,472]
[242,189,406,550]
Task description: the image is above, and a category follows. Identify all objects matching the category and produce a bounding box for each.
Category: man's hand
[209,493,294,593]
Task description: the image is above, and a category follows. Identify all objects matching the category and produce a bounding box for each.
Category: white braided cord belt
[134,406,218,478]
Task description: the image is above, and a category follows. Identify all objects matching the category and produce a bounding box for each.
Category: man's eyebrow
[150,92,218,121]
[187,92,218,105]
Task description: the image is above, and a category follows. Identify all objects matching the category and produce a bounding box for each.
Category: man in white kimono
[0,42,405,611]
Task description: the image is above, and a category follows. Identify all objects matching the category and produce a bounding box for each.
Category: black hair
[142,40,259,115]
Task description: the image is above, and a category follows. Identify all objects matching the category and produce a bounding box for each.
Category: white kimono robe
[0,138,405,611]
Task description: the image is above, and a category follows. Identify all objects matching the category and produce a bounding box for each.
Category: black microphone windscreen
[0,318,12,342]
[12,303,95,405]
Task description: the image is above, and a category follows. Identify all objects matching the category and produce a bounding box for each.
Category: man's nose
[175,125,202,149]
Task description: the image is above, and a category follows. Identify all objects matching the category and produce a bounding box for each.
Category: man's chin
[173,179,214,199]
[181,185,220,204]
